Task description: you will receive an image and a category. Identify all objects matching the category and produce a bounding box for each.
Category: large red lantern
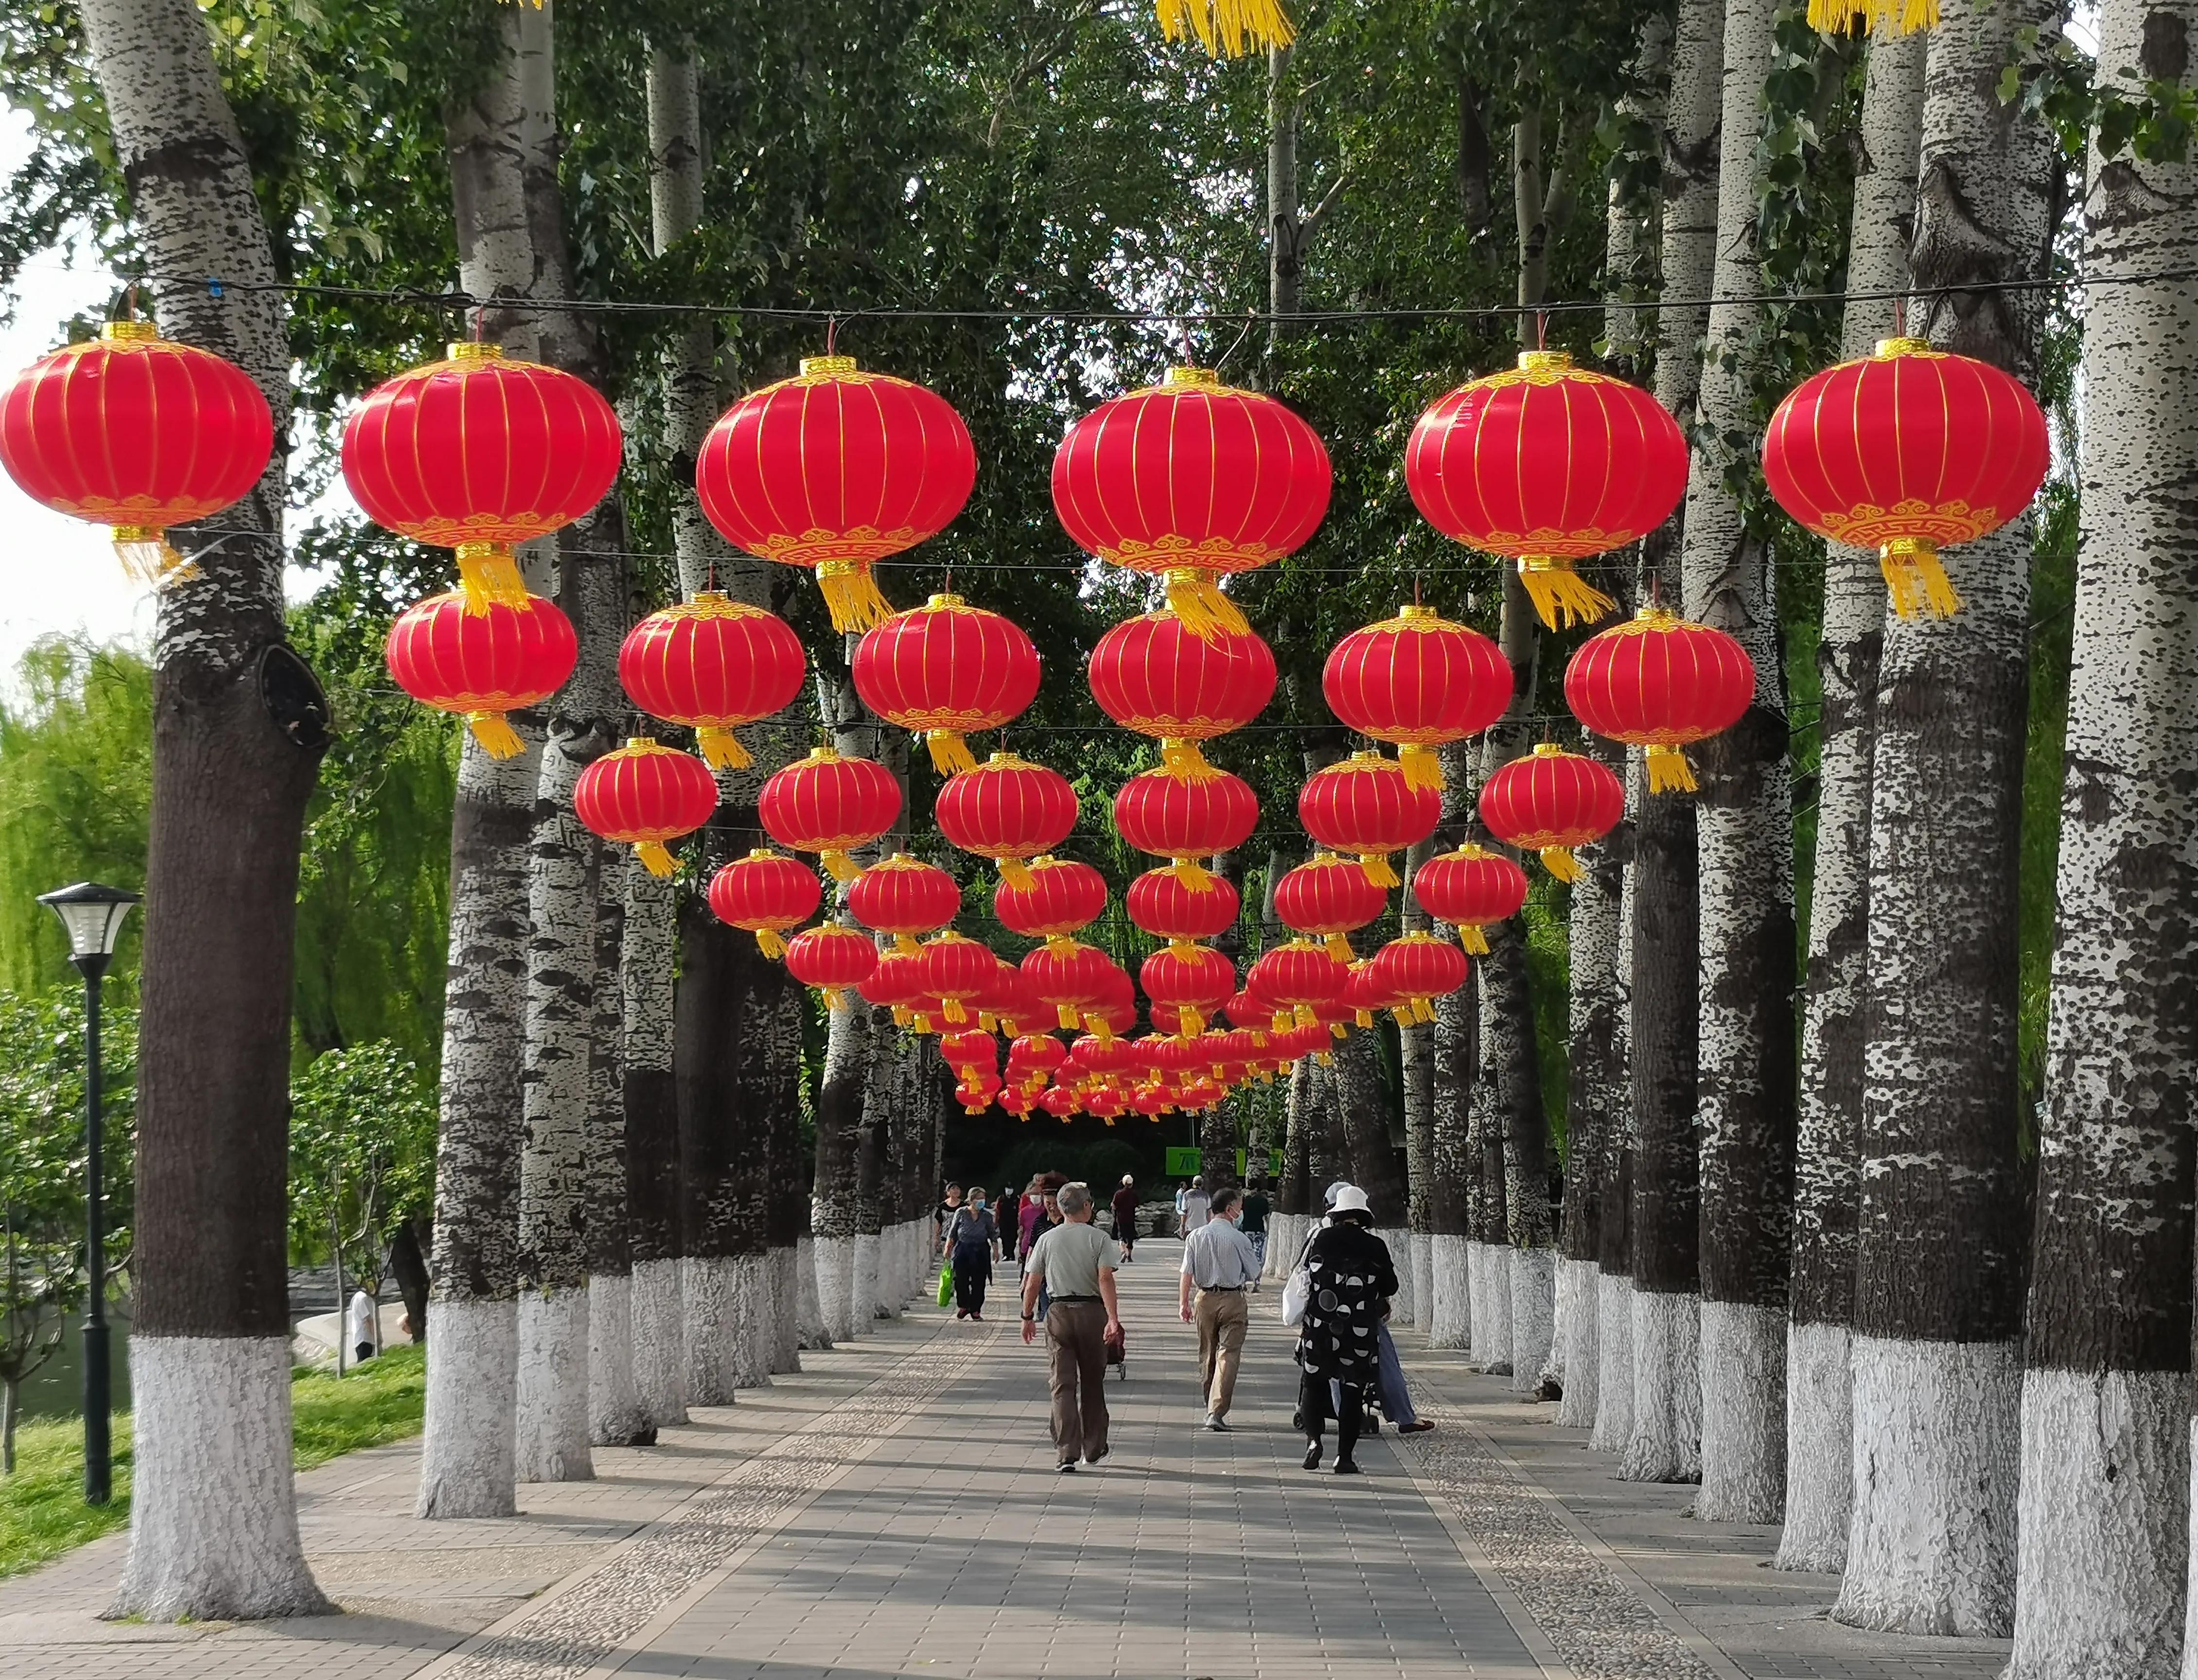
[574,737,719,878]
[934,753,1078,889]
[1246,940,1350,1031]
[919,931,996,1025]
[941,1029,999,1078]
[1051,366,1332,637]
[385,589,577,759]
[1139,943,1236,1035]
[1298,752,1442,888]
[707,850,822,957]
[1410,844,1530,954]
[1088,611,1277,773]
[852,593,1042,774]
[1021,940,1109,1031]
[993,856,1108,948]
[845,853,962,953]
[1478,743,1624,882]
[0,320,275,588]
[1323,605,1511,789]
[861,948,930,1021]
[1406,350,1687,630]
[1762,336,2051,619]
[619,592,807,771]
[1125,869,1240,944]
[1272,850,1389,962]
[1114,766,1258,889]
[695,355,977,633]
[343,341,622,610]
[785,923,879,1009]
[1369,933,1469,1023]
[1565,607,1757,793]
[758,745,903,881]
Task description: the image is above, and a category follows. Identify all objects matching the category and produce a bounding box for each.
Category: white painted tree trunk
[1429,1235,1470,1349]
[1622,1291,1700,1484]
[1775,1319,1853,1572]
[516,1290,592,1483]
[1376,1229,1414,1326]
[1410,1240,1434,1340]
[419,1296,518,1516]
[772,1244,802,1372]
[1555,1258,1600,1427]
[796,1235,833,1350]
[816,1230,858,1343]
[1592,1273,1635,1453]
[730,1254,775,1388]
[684,1254,741,1406]
[1470,1243,1512,1375]
[1700,1301,1784,1518]
[629,1258,686,1429]
[1509,1247,1554,1395]
[588,1273,648,1448]
[852,1233,881,1327]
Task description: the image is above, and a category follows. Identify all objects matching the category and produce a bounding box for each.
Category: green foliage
[2017,480,2078,1129]
[2001,22,2197,168]
[288,1043,437,1292]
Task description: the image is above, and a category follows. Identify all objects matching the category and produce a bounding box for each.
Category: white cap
[1322,1179,1352,1208]
[1331,1185,1372,1215]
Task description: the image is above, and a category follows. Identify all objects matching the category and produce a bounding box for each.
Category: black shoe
[1335,1459,1361,1475]
[1085,1446,1109,1465]
[1302,1441,1322,1470]
[1057,1461,1078,1474]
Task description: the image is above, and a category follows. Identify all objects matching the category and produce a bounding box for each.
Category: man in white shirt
[1021,1182,1123,1472]
[1178,1175,1211,1236]
[1178,1187,1261,1430]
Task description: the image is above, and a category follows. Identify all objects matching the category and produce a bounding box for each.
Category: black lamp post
[36,881,139,1506]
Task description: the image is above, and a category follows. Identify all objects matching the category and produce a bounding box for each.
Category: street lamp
[36,881,138,1506]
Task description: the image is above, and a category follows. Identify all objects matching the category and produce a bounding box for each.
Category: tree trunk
[1647,0,1727,447]
[812,991,869,1342]
[1837,0,2058,1637]
[1777,22,1924,1575]
[586,857,651,1447]
[388,1218,431,1345]
[1593,761,1639,1453]
[1427,970,1477,1351]
[1401,835,1438,1323]
[1559,758,1625,1427]
[765,971,806,1375]
[2012,5,2198,1671]
[1467,992,1513,1376]
[83,0,331,1621]
[622,863,686,1428]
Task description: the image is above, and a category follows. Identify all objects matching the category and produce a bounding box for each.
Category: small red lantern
[785,924,879,1009]
[1272,850,1389,962]
[1052,366,1332,637]
[343,341,621,610]
[1008,1032,1068,1091]
[1323,605,1511,790]
[860,949,930,1024]
[1114,766,1258,889]
[980,959,1045,1036]
[993,857,1108,947]
[1763,336,2051,619]
[1088,611,1276,774]
[846,853,962,953]
[1565,607,1756,793]
[1223,990,1272,1046]
[1070,1033,1138,1081]
[852,593,1042,774]
[941,1028,999,1076]
[1139,943,1236,1036]
[1021,940,1108,1031]
[696,355,977,633]
[1410,844,1530,954]
[1125,868,1240,944]
[707,849,822,957]
[575,737,719,878]
[934,753,1078,889]
[0,320,275,588]
[1406,350,1687,630]
[619,592,807,771]
[385,589,578,759]
[1298,751,1442,888]
[1040,1084,1083,1120]
[1478,743,1624,882]
[759,745,903,881]
[1341,958,1403,1028]
[919,931,995,1025]
[1369,933,1469,1023]
[1246,940,1350,1032]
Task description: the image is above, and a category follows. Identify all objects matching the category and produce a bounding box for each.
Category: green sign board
[1164,1147,1285,1179]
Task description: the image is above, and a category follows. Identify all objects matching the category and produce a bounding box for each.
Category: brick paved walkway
[0,1240,2014,1680]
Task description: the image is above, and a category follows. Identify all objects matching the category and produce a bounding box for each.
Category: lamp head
[37,882,140,975]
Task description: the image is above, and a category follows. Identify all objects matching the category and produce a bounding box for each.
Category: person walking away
[1240,1179,1271,1273]
[947,1190,999,1320]
[1019,1179,1047,1262]
[934,1184,963,1256]
[346,1286,380,1364]
[1000,1185,1025,1264]
[1179,1175,1211,1236]
[1178,1186,1260,1429]
[1296,1186,1396,1474]
[1111,1175,1141,1263]
[1021,1182,1122,1472]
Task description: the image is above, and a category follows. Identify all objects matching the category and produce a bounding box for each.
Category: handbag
[937,1261,954,1308]
[1280,1261,1312,1329]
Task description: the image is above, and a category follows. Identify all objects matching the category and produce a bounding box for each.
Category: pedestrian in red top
[1111,1175,1142,1264]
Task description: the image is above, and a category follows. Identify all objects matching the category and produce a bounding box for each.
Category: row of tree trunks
[622,864,686,1428]
[587,857,651,1447]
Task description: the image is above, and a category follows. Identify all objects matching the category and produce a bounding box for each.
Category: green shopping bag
[937,1260,954,1308]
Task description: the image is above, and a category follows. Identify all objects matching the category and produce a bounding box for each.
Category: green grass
[0,1341,426,1581]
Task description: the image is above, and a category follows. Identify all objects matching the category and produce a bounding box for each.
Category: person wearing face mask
[944,1188,999,1320]
[1177,1186,1261,1430]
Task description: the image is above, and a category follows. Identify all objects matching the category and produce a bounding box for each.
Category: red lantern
[1021,940,1108,1031]
[696,355,977,633]
[1298,752,1441,888]
[1084,1086,1125,1121]
[1410,844,1530,955]
[1223,990,1272,1047]
[385,589,577,759]
[1114,766,1257,889]
[852,593,1041,775]
[1040,1084,1083,1120]
[1406,350,1687,630]
[1323,605,1511,790]
[0,320,275,588]
[920,931,996,1026]
[1082,963,1140,1041]
[934,753,1078,889]
[1070,1033,1138,1081]
[846,853,962,953]
[1341,958,1401,1028]
[759,745,903,881]
[619,592,806,771]
[1088,611,1276,774]
[980,959,1045,1036]
[1272,850,1389,962]
[1478,743,1624,882]
[707,849,823,957]
[1565,607,1757,793]
[574,737,719,878]
[861,949,931,1024]
[1763,336,2051,620]
[993,857,1108,947]
[785,924,879,1010]
[941,1029,999,1077]
[1008,1033,1068,1091]
[1370,933,1469,1023]
[1246,940,1350,1032]
[1052,366,1332,637]
[343,340,621,610]
[1125,868,1240,944]
[1139,943,1235,1036]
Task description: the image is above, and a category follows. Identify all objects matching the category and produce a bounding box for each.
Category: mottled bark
[1280,1052,1314,1218]
[1402,836,1439,1238]
[1648,0,1724,431]
[1336,1030,1403,1223]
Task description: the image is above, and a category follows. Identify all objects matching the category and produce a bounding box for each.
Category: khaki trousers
[1194,1288,1249,1417]
[1045,1300,1109,1464]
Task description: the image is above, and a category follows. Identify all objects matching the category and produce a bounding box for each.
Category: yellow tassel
[892,1005,912,1027]
[756,928,788,960]
[1359,853,1400,889]
[466,712,526,760]
[1414,996,1436,1024]
[1251,1029,1268,1048]
[1271,1010,1292,1033]
[1316,1050,1334,1066]
[925,731,978,776]
[911,1012,933,1034]
[945,998,967,1024]
[1807,0,1933,34]
[1516,557,1617,630]
[1163,568,1251,639]
[636,841,678,879]
[1540,846,1582,884]
[1328,1021,1348,1041]
[1805,0,1865,28]
[1294,1004,1317,1027]
[1397,744,1445,792]
[454,542,529,613]
[823,986,848,1012]
[1057,1005,1081,1030]
[1160,738,1224,780]
[1182,1007,1207,1036]
[1093,1018,1116,1045]
[1153,0,1296,57]
[1169,857,1216,891]
[1324,932,1355,962]
[998,858,1037,890]
[821,849,861,882]
[1168,937,1201,960]
[110,527,200,589]
[1355,1009,1374,1028]
[697,727,752,771]
[1881,537,1963,619]
[977,1010,996,1032]
[1460,923,1490,957]
[894,933,921,956]
[1646,744,1699,794]
[816,560,894,633]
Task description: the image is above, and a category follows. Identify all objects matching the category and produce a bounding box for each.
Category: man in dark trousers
[1110,1175,1141,1264]
[1021,1182,1123,1473]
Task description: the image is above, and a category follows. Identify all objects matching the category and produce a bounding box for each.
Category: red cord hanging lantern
[696,354,977,633]
[1138,943,1236,1036]
[785,924,879,1010]
[1088,610,1277,774]
[1564,607,1757,793]
[619,592,807,771]
[1246,940,1350,1032]
[758,745,903,881]
[919,931,996,1025]
[1272,850,1389,963]
[1406,350,1686,630]
[993,857,1108,948]
[574,737,719,878]
[385,589,577,759]
[707,849,823,958]
[1478,743,1624,882]
[343,340,622,611]
[1125,868,1240,944]
[1052,366,1332,637]
[0,319,276,588]
[1762,336,2051,620]
[1369,933,1469,1024]
[1410,843,1530,955]
[852,593,1042,774]
[934,752,1078,889]
[1114,765,1258,889]
[1298,751,1442,888]
[1323,604,1511,790]
[1021,940,1108,1031]
[845,853,962,953]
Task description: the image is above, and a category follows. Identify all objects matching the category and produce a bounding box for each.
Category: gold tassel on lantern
[1056,1004,1082,1030]
[636,841,678,878]
[1154,0,1296,56]
[1358,852,1400,889]
[1355,1008,1375,1029]
[998,858,1037,891]
[1516,556,1616,630]
[924,730,980,776]
[1163,568,1251,639]
[944,998,968,1024]
[1160,738,1223,780]
[821,985,848,1012]
[1324,932,1355,962]
[109,526,200,589]
[1539,846,1582,884]
[1645,744,1699,795]
[454,541,530,613]
[465,712,527,760]
[1167,938,1202,960]
[894,933,922,956]
[755,928,788,960]
[1880,536,1963,619]
[815,558,895,633]
[1294,1004,1318,1028]
[1806,0,1935,34]
[1092,1016,1117,1045]
[1169,856,1217,892]
[697,727,753,772]
[1180,1007,1207,1036]
[820,849,862,883]
[1397,743,1445,792]
[1459,923,1490,957]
